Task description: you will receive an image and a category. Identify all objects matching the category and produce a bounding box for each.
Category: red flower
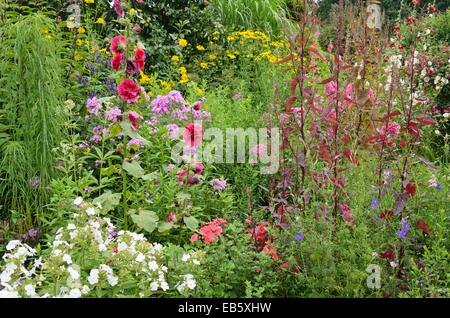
[198,218,227,244]
[380,250,395,261]
[393,24,400,34]
[405,182,416,197]
[166,211,176,223]
[411,0,420,7]
[416,220,431,233]
[190,233,199,242]
[248,222,270,247]
[133,48,145,71]
[112,246,118,254]
[191,162,204,174]
[262,243,279,261]
[111,52,123,70]
[117,79,140,103]
[429,4,437,13]
[110,35,127,54]
[182,123,203,148]
[128,111,142,130]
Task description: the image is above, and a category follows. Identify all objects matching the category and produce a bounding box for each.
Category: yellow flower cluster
[179,66,189,84]
[171,55,180,62]
[96,17,105,24]
[178,39,188,47]
[139,71,155,85]
[84,0,94,3]
[228,30,270,42]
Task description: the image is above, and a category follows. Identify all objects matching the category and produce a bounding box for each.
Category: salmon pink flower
[118,79,140,103]
[182,123,203,148]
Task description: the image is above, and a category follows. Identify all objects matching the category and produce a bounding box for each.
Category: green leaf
[122,161,145,178]
[142,171,159,181]
[109,122,122,138]
[183,216,199,231]
[131,210,159,233]
[93,191,122,214]
[158,221,175,233]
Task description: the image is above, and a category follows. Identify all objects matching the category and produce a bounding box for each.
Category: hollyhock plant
[110,35,127,54]
[113,0,125,18]
[262,243,279,261]
[166,212,176,223]
[182,124,203,148]
[191,162,203,175]
[133,48,145,71]
[111,53,123,71]
[118,79,140,103]
[128,111,143,130]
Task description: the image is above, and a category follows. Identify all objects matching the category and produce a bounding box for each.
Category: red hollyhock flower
[380,250,395,261]
[110,35,127,54]
[429,4,437,13]
[416,220,431,233]
[133,48,145,71]
[182,123,203,148]
[111,52,123,70]
[117,79,140,103]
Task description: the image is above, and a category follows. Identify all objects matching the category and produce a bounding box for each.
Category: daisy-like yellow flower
[77,27,86,34]
[179,66,187,74]
[227,52,237,59]
[171,55,180,62]
[227,35,236,41]
[178,38,188,47]
[196,45,205,51]
[200,62,208,69]
[96,17,105,24]
[74,53,83,61]
[130,8,135,15]
[208,54,217,61]
[84,0,94,3]
[196,87,205,95]
[99,48,108,54]
[76,39,83,46]
[139,71,153,85]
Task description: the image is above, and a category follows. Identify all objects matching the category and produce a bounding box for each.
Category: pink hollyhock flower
[411,0,420,7]
[380,122,401,138]
[190,233,199,242]
[118,79,140,103]
[182,123,203,148]
[133,48,145,71]
[338,203,354,223]
[166,211,176,223]
[111,52,123,70]
[110,35,127,54]
[191,162,204,174]
[104,107,122,122]
[128,111,143,130]
[193,101,201,111]
[113,0,125,17]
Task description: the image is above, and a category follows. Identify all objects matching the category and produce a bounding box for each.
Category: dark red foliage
[416,220,431,233]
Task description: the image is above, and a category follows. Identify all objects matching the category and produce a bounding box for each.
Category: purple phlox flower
[192,109,211,120]
[90,135,101,143]
[104,107,122,122]
[151,95,170,114]
[28,228,38,238]
[92,125,103,135]
[167,90,186,105]
[323,209,329,215]
[371,198,379,210]
[127,138,144,149]
[211,178,227,190]
[108,226,118,239]
[166,124,179,139]
[295,230,304,241]
[86,96,102,115]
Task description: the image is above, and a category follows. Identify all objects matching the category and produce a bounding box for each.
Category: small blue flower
[295,231,304,242]
[436,183,442,191]
[371,199,379,210]
[397,229,407,239]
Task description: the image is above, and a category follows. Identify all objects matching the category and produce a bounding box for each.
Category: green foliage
[0,13,65,226]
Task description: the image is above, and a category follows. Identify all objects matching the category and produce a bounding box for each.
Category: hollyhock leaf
[131,210,159,233]
[158,222,175,233]
[108,122,122,138]
[122,161,145,178]
[416,115,437,126]
[93,191,122,214]
[184,216,199,231]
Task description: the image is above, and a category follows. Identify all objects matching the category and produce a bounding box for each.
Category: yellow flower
[196,45,205,51]
[84,0,94,3]
[160,80,174,92]
[227,52,237,59]
[180,74,189,84]
[77,27,86,34]
[96,17,105,24]
[74,53,83,61]
[179,66,187,74]
[76,39,83,46]
[208,54,217,61]
[139,71,154,85]
[138,9,142,13]
[227,35,236,41]
[200,62,208,69]
[196,87,205,95]
[171,55,180,62]
[99,48,107,54]
[130,8,135,15]
[178,39,188,47]
[90,46,98,53]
